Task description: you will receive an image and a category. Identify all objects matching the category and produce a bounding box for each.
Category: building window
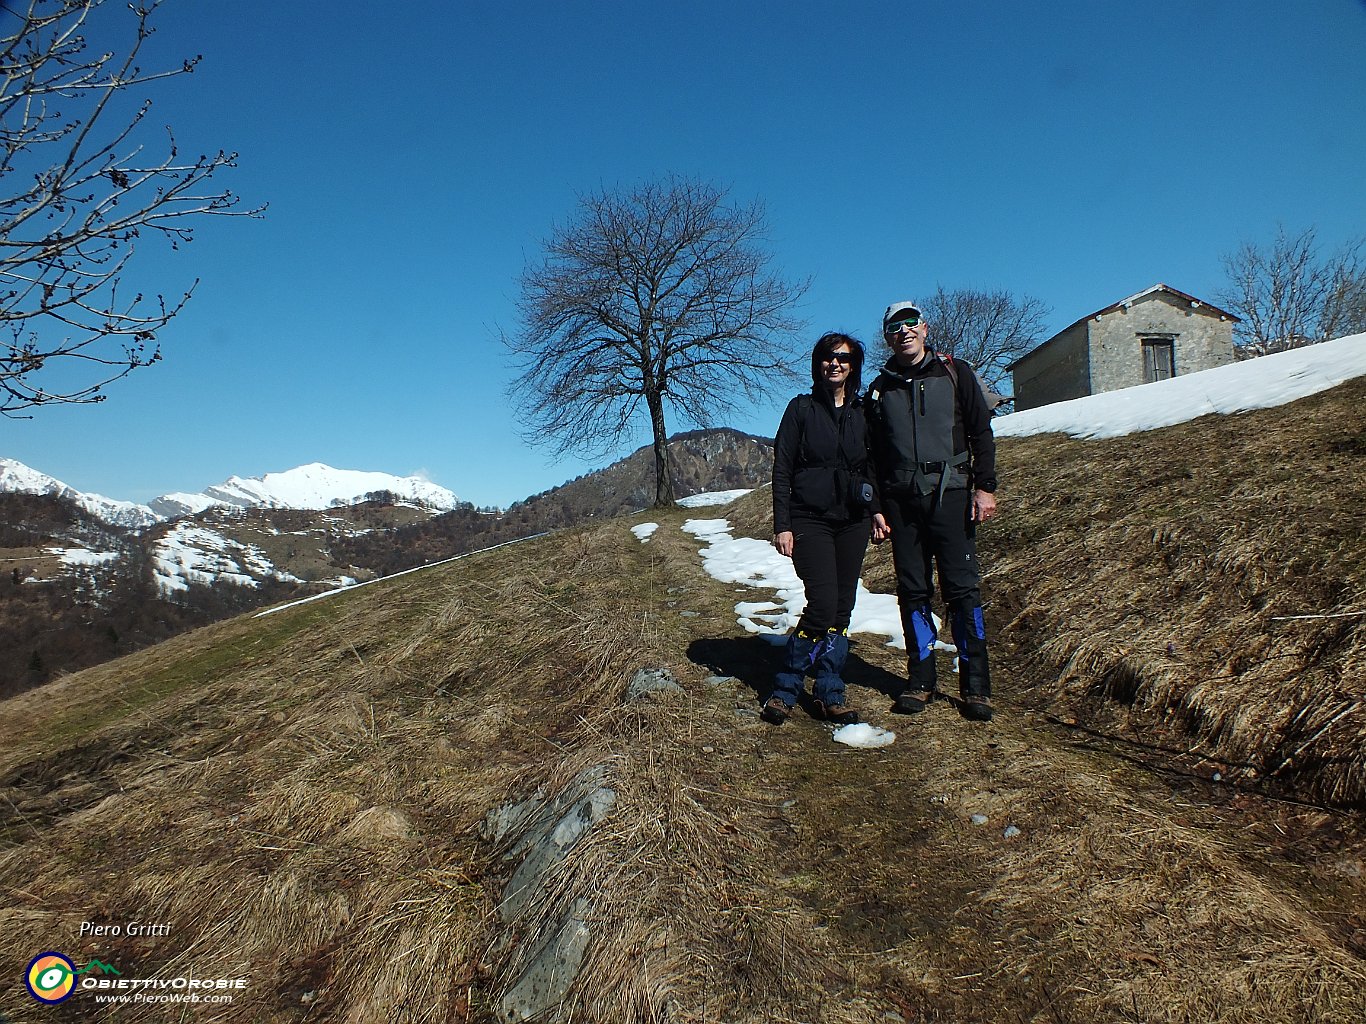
[1142,338,1175,382]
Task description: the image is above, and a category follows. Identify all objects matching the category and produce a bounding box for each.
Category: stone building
[1009,284,1238,412]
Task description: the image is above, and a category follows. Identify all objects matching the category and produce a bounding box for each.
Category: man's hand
[871,513,891,543]
[774,531,794,557]
[972,489,998,523]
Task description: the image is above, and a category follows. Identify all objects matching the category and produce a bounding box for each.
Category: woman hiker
[765,331,886,726]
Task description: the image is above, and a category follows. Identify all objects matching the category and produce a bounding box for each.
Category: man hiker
[865,300,1000,721]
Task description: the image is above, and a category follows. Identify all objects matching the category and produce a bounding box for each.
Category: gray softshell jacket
[865,351,998,497]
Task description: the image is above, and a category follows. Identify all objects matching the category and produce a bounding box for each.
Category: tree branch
[0,0,263,415]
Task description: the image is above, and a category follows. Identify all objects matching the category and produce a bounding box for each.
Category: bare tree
[1,0,260,416]
[1217,226,1366,357]
[505,176,807,507]
[919,285,1050,398]
[1319,245,1366,344]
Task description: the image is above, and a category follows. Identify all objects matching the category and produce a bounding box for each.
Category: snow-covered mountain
[149,463,463,518]
[0,458,161,530]
[2,458,464,526]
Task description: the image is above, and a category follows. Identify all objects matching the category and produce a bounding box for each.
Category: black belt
[917,455,969,474]
[927,452,970,507]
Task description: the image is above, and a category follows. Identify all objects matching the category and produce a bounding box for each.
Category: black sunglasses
[821,352,853,365]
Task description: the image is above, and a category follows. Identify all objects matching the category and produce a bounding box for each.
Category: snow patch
[833,723,897,748]
[997,332,1366,440]
[152,523,304,594]
[677,489,752,507]
[681,518,912,648]
[48,547,120,567]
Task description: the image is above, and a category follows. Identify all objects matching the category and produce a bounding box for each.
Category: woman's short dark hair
[811,331,865,399]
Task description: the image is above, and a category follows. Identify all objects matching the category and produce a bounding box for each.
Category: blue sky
[5,0,1365,508]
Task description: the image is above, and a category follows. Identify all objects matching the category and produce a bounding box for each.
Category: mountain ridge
[0,457,161,530]
[148,461,466,518]
[0,458,469,524]
[0,429,776,696]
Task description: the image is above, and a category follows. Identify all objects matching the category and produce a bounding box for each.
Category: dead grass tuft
[982,792,1366,1023]
[989,380,1366,808]
[484,698,872,1024]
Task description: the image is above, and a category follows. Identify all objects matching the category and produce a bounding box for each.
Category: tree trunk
[646,389,675,507]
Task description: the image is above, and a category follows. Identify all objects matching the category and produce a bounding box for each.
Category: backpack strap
[940,352,1006,412]
[938,351,961,392]
[794,393,813,463]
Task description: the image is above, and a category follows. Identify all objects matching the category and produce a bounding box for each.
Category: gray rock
[485,766,617,1023]
[970,813,989,825]
[499,898,593,1023]
[483,768,599,848]
[626,667,685,701]
[501,786,616,923]
[1004,825,1022,839]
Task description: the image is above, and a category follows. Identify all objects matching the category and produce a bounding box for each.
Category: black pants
[790,513,872,633]
[882,488,981,613]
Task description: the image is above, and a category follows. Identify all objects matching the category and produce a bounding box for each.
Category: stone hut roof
[1008,284,1239,371]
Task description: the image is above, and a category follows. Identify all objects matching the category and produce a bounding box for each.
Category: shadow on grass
[686,634,905,708]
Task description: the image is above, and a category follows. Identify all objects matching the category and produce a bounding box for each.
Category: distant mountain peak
[0,457,160,530]
[150,463,463,518]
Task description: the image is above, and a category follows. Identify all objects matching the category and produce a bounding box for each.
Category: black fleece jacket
[771,388,878,533]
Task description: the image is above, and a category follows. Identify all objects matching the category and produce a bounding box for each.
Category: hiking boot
[894,689,935,714]
[961,694,994,722]
[899,641,939,714]
[816,699,860,726]
[951,601,993,705]
[761,697,792,725]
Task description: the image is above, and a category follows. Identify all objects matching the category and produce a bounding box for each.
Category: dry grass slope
[0,379,1363,1023]
[1,525,875,1022]
[987,378,1366,809]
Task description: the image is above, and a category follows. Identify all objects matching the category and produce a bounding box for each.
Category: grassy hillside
[992,375,1365,809]
[0,429,774,697]
[0,384,1363,1023]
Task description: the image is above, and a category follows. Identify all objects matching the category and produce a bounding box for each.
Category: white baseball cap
[883,301,922,329]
